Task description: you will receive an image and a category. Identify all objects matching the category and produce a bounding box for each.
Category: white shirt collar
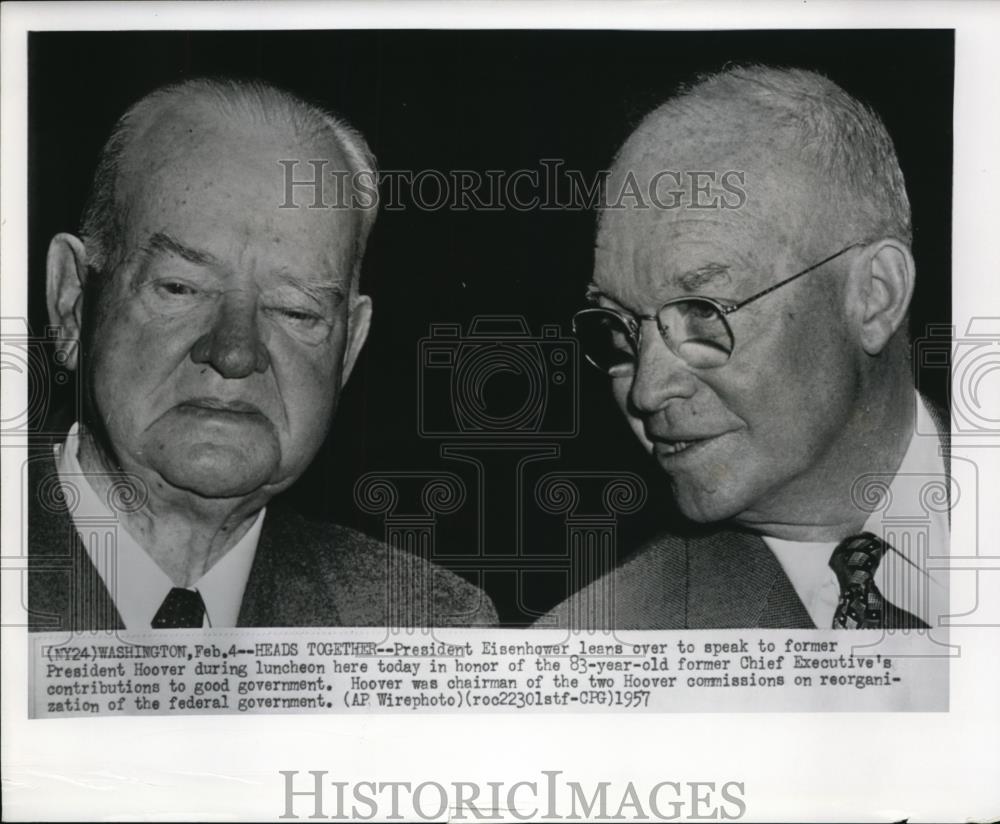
[55,423,265,629]
[764,393,948,628]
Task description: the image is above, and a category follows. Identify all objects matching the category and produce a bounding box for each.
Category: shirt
[764,394,949,628]
[55,423,265,629]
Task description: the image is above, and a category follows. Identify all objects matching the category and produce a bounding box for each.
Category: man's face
[592,134,864,528]
[83,106,369,502]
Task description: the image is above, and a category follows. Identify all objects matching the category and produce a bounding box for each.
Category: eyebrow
[676,263,732,292]
[143,232,222,267]
[143,232,348,301]
[585,261,734,306]
[273,274,347,305]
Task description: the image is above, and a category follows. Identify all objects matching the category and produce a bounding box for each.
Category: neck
[736,363,917,542]
[76,429,264,586]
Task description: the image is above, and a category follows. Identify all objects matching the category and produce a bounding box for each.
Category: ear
[850,239,915,355]
[340,292,372,383]
[46,233,89,372]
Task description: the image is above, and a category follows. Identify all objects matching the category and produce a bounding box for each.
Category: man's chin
[138,411,284,497]
[147,441,282,500]
[163,467,271,499]
[670,480,748,525]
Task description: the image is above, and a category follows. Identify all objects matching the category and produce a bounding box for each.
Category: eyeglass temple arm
[721,242,865,314]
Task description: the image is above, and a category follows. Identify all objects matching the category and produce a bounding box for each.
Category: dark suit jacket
[26,452,497,631]
[539,529,817,630]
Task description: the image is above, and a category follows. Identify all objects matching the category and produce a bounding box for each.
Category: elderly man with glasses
[543,65,949,631]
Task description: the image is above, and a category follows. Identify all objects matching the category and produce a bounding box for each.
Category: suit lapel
[608,534,688,629]
[686,530,814,628]
[238,506,344,627]
[28,452,125,632]
[238,509,284,626]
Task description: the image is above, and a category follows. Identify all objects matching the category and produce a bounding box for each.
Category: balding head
[80,78,378,288]
[603,66,910,254]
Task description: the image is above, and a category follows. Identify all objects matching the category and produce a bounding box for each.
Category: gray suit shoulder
[327,521,498,627]
[258,506,497,627]
[534,532,688,630]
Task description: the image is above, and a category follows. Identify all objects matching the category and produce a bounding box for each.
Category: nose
[627,320,697,414]
[190,292,270,379]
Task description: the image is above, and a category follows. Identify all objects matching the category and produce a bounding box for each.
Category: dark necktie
[828,532,928,629]
[152,587,206,628]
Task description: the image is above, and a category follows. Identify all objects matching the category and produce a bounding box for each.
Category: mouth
[657,439,702,455]
[650,433,725,460]
[178,397,266,416]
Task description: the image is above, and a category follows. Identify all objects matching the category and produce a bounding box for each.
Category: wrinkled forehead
[116,102,361,271]
[593,122,829,306]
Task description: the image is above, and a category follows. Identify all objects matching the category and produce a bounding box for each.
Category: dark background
[28,30,953,624]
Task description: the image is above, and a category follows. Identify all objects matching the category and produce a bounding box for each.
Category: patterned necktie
[152,587,206,628]
[828,532,928,629]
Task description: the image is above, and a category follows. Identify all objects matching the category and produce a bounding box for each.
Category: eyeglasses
[572,242,863,375]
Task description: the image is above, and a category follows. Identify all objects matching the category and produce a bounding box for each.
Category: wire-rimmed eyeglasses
[572,242,864,375]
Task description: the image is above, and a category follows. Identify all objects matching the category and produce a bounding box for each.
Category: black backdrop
[28,30,953,624]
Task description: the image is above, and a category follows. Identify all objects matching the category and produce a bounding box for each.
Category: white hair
[79,77,378,285]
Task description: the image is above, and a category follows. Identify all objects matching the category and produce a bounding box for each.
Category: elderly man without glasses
[30,78,496,631]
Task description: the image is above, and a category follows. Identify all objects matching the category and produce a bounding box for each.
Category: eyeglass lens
[575,301,735,374]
